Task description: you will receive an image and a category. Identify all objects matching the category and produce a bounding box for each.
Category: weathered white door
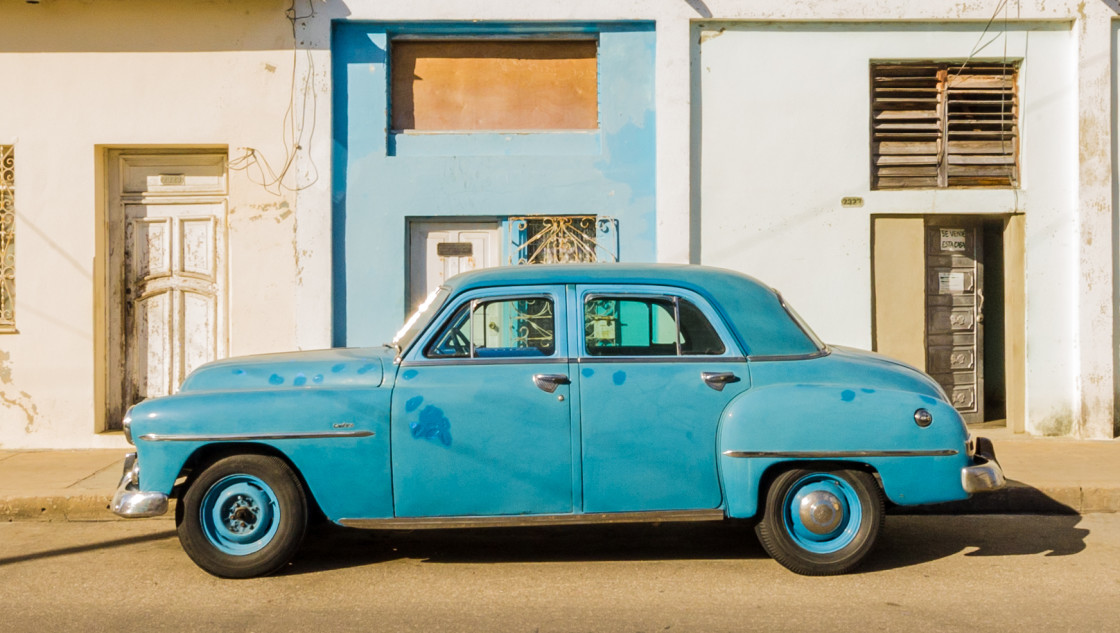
[107,152,228,427]
[408,220,500,312]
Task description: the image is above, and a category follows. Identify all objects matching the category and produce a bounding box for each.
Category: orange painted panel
[392,40,598,131]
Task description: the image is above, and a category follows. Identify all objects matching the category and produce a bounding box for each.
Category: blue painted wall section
[332,22,657,346]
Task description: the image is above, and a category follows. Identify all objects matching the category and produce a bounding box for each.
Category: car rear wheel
[755,467,883,575]
[177,454,308,578]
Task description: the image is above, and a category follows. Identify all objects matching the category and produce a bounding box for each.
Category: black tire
[177,454,308,578]
[755,467,883,576]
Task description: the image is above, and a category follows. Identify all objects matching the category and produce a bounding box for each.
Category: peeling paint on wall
[0,351,39,434]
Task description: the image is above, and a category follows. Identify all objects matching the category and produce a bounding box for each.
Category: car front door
[575,285,751,513]
[391,286,574,517]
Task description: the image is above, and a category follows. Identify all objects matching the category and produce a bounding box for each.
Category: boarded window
[391,40,598,131]
[0,146,13,331]
[871,62,1019,189]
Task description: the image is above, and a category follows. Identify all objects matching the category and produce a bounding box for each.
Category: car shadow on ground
[283,513,1090,576]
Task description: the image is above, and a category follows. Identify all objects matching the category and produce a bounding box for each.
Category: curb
[0,496,176,522]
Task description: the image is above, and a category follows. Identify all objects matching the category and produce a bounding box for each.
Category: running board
[338,509,726,530]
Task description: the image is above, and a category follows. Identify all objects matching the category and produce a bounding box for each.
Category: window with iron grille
[508,215,619,265]
[0,146,13,331]
[871,62,1019,189]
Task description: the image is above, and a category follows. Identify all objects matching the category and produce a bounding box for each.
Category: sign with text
[940,228,967,252]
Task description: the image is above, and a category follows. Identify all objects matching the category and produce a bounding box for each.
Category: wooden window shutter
[872,62,1019,189]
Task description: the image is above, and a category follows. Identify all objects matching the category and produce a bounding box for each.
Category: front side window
[584,296,725,357]
[426,296,555,359]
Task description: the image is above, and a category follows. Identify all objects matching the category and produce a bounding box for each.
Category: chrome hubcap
[798,490,843,535]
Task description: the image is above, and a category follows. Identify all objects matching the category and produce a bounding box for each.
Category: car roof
[445,263,773,295]
[443,264,822,358]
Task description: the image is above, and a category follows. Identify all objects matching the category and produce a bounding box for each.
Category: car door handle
[533,374,571,393]
[701,372,740,392]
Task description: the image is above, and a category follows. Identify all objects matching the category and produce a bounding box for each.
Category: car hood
[178,347,394,393]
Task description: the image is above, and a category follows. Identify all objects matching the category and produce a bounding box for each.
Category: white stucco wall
[695,21,1084,436]
[0,0,323,448]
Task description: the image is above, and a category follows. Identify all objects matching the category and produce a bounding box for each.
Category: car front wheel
[177,454,308,578]
[755,467,883,575]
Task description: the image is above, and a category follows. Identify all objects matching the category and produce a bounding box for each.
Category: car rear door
[574,285,751,513]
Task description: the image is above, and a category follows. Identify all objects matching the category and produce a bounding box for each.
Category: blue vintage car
[112,264,1004,577]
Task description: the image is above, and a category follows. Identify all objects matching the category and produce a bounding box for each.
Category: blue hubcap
[782,474,861,554]
[200,474,280,555]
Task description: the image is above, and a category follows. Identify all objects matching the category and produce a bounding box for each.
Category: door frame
[96,147,229,432]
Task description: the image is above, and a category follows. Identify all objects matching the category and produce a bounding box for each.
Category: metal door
[408,220,500,312]
[926,221,984,423]
[107,152,228,426]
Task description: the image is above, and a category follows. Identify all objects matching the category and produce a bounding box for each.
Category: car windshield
[391,286,451,355]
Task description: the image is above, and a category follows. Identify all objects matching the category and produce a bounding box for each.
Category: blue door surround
[331,21,657,346]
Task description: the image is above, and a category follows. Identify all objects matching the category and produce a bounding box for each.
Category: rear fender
[717,383,970,518]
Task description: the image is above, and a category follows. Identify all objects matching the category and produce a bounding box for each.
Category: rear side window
[584,296,725,357]
[426,296,555,359]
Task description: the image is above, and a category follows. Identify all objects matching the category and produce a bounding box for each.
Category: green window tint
[584,296,725,357]
[427,297,555,359]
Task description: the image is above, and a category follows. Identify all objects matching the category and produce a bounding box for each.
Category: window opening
[584,296,725,357]
[871,61,1019,189]
[427,296,555,359]
[509,215,619,264]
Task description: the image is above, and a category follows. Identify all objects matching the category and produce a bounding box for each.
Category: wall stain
[0,351,40,433]
[698,27,725,44]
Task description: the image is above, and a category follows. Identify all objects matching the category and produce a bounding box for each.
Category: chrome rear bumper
[961,436,1006,494]
[110,452,169,518]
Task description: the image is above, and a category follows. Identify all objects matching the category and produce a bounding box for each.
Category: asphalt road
[1,514,1117,633]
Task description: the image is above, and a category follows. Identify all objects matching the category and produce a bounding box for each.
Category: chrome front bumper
[961,436,1007,494]
[110,452,169,518]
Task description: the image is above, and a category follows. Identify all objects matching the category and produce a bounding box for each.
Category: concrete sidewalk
[0,426,1117,521]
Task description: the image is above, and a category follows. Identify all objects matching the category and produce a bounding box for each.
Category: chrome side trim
[139,430,375,442]
[577,356,747,364]
[339,509,726,530]
[747,348,831,362]
[722,449,959,458]
[400,357,571,368]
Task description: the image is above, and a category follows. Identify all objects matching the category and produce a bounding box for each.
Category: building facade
[0,0,1116,447]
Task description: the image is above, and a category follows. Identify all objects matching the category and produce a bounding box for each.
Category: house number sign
[940,228,966,252]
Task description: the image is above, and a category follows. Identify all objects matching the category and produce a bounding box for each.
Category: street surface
[1,514,1117,632]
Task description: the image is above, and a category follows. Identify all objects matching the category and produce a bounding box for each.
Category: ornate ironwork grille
[508,215,619,264]
[0,146,13,330]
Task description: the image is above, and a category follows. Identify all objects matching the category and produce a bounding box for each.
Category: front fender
[130,387,394,521]
[718,383,970,518]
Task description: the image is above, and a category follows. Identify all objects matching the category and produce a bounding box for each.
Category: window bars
[508,215,619,265]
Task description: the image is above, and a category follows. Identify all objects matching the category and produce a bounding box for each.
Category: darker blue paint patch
[331,363,346,373]
[269,374,284,385]
[612,371,626,386]
[841,389,855,402]
[919,395,938,405]
[401,369,419,380]
[357,363,375,374]
[405,396,424,413]
[232,368,245,376]
[409,405,452,446]
[582,368,594,377]
[861,388,874,394]
[313,374,324,384]
[293,373,307,387]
